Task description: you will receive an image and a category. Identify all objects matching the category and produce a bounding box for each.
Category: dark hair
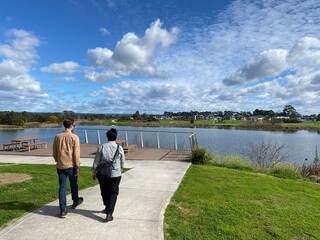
[63,118,75,129]
[106,128,117,141]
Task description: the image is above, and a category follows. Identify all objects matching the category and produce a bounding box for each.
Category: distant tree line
[0,110,108,126]
[0,105,318,126]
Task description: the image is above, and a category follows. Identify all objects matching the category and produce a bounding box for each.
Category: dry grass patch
[0,173,32,186]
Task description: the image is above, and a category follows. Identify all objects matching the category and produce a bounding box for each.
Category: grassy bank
[3,119,320,131]
[165,165,320,239]
[78,119,320,131]
[0,123,59,129]
[0,163,98,228]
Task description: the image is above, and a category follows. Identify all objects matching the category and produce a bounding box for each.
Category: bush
[245,139,288,169]
[191,147,212,164]
[269,163,301,180]
[220,155,253,171]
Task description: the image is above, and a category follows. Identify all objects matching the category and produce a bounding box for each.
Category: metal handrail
[83,129,196,151]
[189,133,198,149]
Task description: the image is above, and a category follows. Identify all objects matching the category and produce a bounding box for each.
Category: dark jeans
[57,167,79,211]
[98,176,121,215]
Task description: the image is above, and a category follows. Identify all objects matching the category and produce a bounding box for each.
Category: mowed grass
[0,163,98,228]
[165,165,320,240]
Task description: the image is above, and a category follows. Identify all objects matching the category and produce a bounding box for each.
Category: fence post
[125,131,128,146]
[140,132,144,147]
[84,130,88,144]
[157,132,160,149]
[188,133,198,150]
[174,133,178,150]
[97,130,100,144]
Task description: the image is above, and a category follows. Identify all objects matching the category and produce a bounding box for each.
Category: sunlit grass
[165,165,320,239]
[0,164,98,228]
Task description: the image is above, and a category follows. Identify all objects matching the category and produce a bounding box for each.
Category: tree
[133,111,140,120]
[49,115,59,123]
[253,109,274,116]
[282,105,299,118]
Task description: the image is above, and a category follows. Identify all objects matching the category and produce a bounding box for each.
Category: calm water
[1,125,319,165]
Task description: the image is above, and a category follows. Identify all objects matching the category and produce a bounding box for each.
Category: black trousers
[98,176,121,215]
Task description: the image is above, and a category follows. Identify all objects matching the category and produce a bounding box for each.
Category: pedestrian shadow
[33,205,106,222]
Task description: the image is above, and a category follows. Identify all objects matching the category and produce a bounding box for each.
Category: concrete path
[0,155,191,240]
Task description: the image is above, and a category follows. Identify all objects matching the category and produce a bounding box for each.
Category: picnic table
[11,137,47,152]
[115,139,137,154]
[115,139,128,146]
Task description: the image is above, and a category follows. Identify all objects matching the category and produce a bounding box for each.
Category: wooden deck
[0,143,191,162]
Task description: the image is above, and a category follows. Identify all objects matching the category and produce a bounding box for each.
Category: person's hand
[92,172,97,180]
[74,166,80,176]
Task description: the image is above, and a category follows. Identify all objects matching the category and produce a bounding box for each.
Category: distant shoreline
[1,120,320,132]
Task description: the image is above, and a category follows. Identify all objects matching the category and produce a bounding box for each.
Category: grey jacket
[92,141,125,177]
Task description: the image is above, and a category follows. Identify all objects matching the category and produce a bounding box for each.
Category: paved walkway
[0,155,191,240]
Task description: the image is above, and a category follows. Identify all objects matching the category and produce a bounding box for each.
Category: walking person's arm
[73,136,81,176]
[92,145,103,180]
[119,146,125,169]
[52,136,57,162]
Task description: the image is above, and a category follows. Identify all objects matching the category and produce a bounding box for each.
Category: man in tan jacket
[53,118,83,218]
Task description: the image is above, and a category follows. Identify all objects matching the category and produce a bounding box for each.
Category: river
[1,125,319,166]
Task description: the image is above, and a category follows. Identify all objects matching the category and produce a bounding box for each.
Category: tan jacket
[53,131,80,169]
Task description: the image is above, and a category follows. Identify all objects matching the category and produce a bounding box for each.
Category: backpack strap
[112,144,120,163]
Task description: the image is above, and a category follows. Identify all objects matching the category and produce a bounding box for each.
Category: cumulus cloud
[0,29,47,108]
[41,61,81,74]
[41,1,320,114]
[287,37,320,72]
[4,0,320,114]
[87,79,205,113]
[87,47,113,67]
[223,49,288,86]
[85,19,179,82]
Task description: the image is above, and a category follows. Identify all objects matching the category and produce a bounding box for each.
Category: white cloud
[4,0,320,115]
[41,61,81,74]
[287,37,320,72]
[0,29,47,110]
[99,27,110,36]
[45,1,320,114]
[87,47,113,67]
[85,19,179,82]
[223,49,288,86]
[0,29,40,66]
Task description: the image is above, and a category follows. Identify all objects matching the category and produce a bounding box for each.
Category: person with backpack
[92,128,125,221]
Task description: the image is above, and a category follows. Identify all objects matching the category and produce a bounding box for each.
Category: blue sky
[1,0,320,115]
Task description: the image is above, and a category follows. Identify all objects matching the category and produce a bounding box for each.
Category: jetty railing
[83,129,198,151]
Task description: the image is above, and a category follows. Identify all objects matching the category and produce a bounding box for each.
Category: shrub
[301,164,320,178]
[191,147,212,164]
[269,163,301,180]
[220,155,253,171]
[209,152,223,165]
[245,139,288,169]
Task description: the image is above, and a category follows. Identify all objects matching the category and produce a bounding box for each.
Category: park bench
[123,144,138,155]
[2,143,13,151]
[22,142,48,152]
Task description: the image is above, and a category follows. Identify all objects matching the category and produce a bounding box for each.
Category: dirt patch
[0,173,32,186]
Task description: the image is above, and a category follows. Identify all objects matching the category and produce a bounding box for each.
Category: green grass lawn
[0,163,98,228]
[2,163,320,239]
[165,165,320,240]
